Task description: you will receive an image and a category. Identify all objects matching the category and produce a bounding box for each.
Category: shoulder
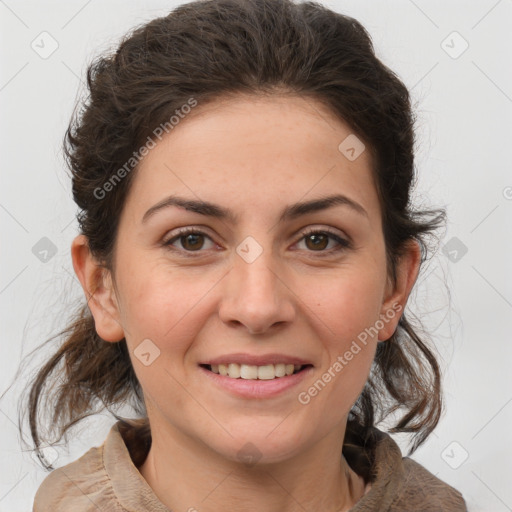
[346,425,467,512]
[32,430,123,511]
[389,457,467,512]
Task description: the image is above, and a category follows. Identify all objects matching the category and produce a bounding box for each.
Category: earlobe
[71,234,125,342]
[377,239,421,342]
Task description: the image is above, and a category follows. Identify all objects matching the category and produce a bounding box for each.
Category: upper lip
[200,353,313,367]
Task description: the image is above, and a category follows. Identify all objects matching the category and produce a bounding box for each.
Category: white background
[1,0,511,510]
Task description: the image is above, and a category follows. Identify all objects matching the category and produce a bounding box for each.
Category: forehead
[122,94,379,224]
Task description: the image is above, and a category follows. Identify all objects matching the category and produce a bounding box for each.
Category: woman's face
[77,94,418,464]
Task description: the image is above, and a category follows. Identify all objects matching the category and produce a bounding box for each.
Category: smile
[201,363,311,380]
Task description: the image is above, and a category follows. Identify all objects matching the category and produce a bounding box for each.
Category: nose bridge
[237,245,278,300]
[219,237,294,333]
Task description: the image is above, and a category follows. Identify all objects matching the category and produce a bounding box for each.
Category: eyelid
[162,224,216,240]
[299,225,348,240]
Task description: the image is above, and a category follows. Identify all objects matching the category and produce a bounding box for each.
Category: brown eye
[296,229,351,255]
[163,228,215,253]
[304,232,329,251]
[180,233,205,251]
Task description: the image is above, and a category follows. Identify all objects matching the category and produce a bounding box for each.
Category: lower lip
[199,365,313,399]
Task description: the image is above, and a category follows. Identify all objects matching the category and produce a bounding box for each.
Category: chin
[206,423,310,466]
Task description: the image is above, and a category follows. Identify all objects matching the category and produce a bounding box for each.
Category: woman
[28,0,467,510]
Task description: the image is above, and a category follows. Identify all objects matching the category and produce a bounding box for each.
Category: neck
[138,420,367,512]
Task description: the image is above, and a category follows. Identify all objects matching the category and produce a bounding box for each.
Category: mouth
[199,363,313,380]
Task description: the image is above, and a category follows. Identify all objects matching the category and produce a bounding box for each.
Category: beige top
[33,419,467,511]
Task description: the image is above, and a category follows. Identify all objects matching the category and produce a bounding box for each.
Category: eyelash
[161,226,352,258]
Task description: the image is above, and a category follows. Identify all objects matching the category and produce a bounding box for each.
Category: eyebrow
[141,193,369,224]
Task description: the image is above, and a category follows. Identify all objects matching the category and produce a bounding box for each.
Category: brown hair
[19,0,447,472]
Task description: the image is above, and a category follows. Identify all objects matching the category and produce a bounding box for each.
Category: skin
[72,94,420,512]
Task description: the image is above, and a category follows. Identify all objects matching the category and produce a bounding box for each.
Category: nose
[218,248,296,335]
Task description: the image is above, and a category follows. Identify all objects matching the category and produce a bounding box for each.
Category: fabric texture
[33,418,467,511]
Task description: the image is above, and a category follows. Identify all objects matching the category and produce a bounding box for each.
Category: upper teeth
[210,363,302,380]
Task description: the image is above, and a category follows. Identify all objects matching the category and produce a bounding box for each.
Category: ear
[377,239,421,342]
[71,234,125,342]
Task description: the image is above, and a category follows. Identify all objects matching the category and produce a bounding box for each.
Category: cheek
[298,266,383,403]
[116,259,214,351]
[117,267,213,408]
[307,267,385,346]
[299,282,379,417]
